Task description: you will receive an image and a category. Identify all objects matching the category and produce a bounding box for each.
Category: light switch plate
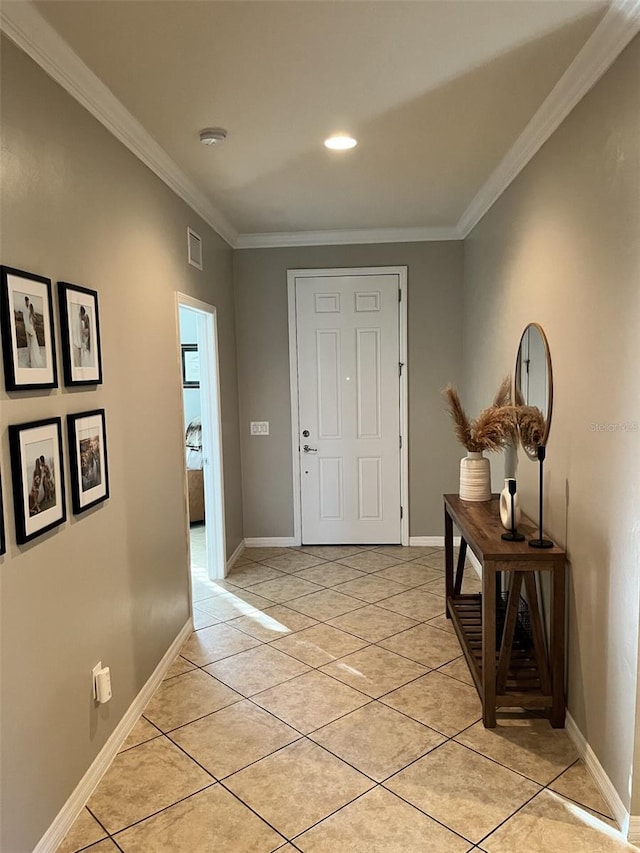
[250,421,269,435]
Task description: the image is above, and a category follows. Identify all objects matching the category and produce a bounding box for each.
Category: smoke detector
[199,127,227,146]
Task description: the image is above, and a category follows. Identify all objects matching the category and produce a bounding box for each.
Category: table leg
[445,508,454,618]
[550,561,566,727]
[454,539,468,595]
[482,562,497,726]
[496,572,523,694]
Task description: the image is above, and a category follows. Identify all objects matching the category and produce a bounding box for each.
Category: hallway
[58,546,635,852]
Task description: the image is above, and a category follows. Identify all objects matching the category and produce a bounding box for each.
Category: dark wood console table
[444,494,566,728]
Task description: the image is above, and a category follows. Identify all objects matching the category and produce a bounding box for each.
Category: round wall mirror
[514,323,553,459]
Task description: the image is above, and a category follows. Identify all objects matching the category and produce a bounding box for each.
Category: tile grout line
[540,757,616,822]
[228,551,607,825]
[286,778,477,850]
[192,563,444,618]
[179,611,467,713]
[188,563,486,719]
[84,805,111,840]
[75,546,587,851]
[105,781,217,843]
[181,588,497,771]
[177,576,480,751]
[449,722,578,788]
[110,548,576,848]
[473,783,547,847]
[215,776,305,846]
[224,566,442,596]
[150,649,473,791]
[66,805,114,853]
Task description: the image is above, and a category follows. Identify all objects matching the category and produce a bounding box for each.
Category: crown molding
[0,2,238,248]
[235,225,461,249]
[3,1,638,251]
[457,0,640,238]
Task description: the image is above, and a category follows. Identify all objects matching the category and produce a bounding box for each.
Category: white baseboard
[409,536,461,547]
[408,537,483,578]
[628,816,640,844]
[565,711,629,836]
[244,537,298,547]
[34,619,193,853]
[225,538,246,575]
[467,550,482,578]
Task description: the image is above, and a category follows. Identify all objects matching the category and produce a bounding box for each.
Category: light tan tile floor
[57,546,637,853]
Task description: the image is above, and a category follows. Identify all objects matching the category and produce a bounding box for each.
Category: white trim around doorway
[176,292,227,579]
[287,266,409,547]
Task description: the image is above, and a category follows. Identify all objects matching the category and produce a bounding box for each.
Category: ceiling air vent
[187,227,203,270]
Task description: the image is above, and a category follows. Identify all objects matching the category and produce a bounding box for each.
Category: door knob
[303,444,318,453]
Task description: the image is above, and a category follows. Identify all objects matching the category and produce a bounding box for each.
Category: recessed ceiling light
[199,127,227,145]
[324,135,357,150]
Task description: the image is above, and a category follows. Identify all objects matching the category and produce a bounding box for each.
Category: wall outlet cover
[250,421,269,435]
[92,662,102,700]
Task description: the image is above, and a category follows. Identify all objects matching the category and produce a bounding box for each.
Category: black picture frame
[181,344,199,388]
[58,281,103,386]
[0,471,6,556]
[67,409,110,514]
[9,417,66,544]
[1,266,58,391]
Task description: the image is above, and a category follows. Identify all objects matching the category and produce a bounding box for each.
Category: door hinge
[399,434,402,449]
[398,288,402,302]
[400,506,403,519]
[399,362,404,376]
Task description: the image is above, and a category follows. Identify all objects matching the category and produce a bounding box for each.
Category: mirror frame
[514,322,553,460]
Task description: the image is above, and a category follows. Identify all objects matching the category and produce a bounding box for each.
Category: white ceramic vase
[499,478,522,529]
[459,452,491,501]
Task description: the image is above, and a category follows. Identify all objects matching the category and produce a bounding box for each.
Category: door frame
[287,266,409,547]
[176,292,227,579]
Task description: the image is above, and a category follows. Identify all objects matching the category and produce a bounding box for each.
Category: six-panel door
[295,273,401,544]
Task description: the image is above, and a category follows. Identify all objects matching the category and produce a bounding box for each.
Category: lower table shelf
[444,493,566,727]
[448,593,552,710]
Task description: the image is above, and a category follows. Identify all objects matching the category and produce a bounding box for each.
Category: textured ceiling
[35,1,607,236]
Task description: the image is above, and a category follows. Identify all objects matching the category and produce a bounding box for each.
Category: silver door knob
[303,444,318,453]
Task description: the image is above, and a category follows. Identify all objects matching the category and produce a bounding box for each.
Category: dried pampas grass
[517,405,546,455]
[442,385,474,450]
[492,375,512,409]
[443,377,517,453]
[473,405,519,452]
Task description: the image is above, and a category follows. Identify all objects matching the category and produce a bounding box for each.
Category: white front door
[295,271,402,544]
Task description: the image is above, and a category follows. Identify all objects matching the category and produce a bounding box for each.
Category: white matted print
[58,281,103,385]
[67,410,109,513]
[1,267,57,390]
[9,418,66,543]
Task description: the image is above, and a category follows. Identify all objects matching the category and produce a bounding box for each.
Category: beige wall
[233,242,464,539]
[463,36,640,810]
[0,39,243,852]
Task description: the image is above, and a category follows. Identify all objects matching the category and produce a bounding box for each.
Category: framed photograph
[67,409,110,514]
[9,418,66,544]
[58,281,103,385]
[1,266,58,390]
[181,344,199,388]
[0,471,6,556]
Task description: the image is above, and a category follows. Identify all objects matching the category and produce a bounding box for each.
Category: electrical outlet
[250,421,269,435]
[92,662,102,700]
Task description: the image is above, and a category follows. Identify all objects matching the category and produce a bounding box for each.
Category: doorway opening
[177,294,226,587]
